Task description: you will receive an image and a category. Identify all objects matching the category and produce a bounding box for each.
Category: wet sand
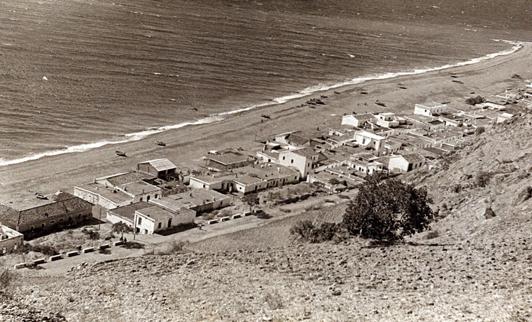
[1,42,531,203]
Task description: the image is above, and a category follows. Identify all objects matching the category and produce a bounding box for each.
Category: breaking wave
[0,40,523,167]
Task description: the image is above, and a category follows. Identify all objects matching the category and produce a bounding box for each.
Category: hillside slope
[1,115,531,322]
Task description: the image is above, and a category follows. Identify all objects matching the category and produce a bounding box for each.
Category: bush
[474,126,486,135]
[290,220,341,243]
[475,171,492,188]
[24,243,59,256]
[81,228,100,240]
[342,176,434,242]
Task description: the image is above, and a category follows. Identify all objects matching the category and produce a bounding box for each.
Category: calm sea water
[0,0,530,162]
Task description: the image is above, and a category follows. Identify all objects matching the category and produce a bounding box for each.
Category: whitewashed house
[388,154,425,173]
[414,102,447,117]
[279,147,326,179]
[134,206,195,235]
[375,113,400,128]
[341,113,374,128]
[354,130,385,153]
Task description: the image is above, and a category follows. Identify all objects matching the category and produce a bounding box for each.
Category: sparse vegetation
[475,171,492,187]
[290,220,343,243]
[112,222,132,240]
[475,126,486,135]
[81,228,100,240]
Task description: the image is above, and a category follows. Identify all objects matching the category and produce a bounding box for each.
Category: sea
[0,0,530,166]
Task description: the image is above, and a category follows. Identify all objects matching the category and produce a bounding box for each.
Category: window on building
[168,219,172,227]
[138,217,142,225]
[147,195,151,202]
[291,159,294,164]
[158,222,162,229]
[282,156,286,160]
[140,197,143,202]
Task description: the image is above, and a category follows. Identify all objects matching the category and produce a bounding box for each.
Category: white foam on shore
[0,40,523,167]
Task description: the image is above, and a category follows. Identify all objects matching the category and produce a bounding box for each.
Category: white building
[154,189,232,214]
[134,206,196,235]
[0,224,23,255]
[74,180,162,211]
[279,147,325,179]
[341,113,374,128]
[388,154,425,173]
[414,102,448,117]
[375,113,400,128]
[354,130,385,152]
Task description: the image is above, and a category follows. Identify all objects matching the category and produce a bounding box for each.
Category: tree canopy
[342,176,433,241]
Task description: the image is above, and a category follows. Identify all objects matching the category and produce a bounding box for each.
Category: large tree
[343,176,433,242]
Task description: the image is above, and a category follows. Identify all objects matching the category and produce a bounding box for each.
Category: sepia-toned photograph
[0,0,530,321]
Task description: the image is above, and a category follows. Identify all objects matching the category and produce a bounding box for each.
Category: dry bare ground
[1,115,530,321]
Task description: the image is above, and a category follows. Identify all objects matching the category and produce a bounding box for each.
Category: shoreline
[1,41,531,202]
[0,40,523,168]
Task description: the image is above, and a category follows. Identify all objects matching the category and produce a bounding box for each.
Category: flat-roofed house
[279,147,327,179]
[0,224,23,255]
[375,113,400,128]
[188,172,236,192]
[157,189,232,214]
[74,183,134,210]
[74,179,162,211]
[414,102,448,117]
[0,192,92,238]
[205,151,255,171]
[354,130,385,153]
[134,206,195,234]
[341,113,374,128]
[95,171,155,188]
[349,153,385,176]
[137,159,177,180]
[232,163,300,194]
[106,202,152,228]
[388,154,425,173]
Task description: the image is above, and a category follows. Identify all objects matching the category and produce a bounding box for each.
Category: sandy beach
[1,41,531,203]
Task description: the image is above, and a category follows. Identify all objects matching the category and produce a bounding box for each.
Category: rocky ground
[1,115,531,322]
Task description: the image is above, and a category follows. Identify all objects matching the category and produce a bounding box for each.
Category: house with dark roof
[0,192,92,238]
[205,151,255,171]
[137,159,177,180]
[106,202,152,228]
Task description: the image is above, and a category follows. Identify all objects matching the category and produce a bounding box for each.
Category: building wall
[133,191,161,203]
[388,157,409,172]
[17,203,92,237]
[0,236,23,255]
[279,152,311,179]
[73,187,131,210]
[134,213,157,234]
[354,133,383,152]
[0,227,23,255]
[106,213,134,228]
[341,115,363,127]
[171,211,196,227]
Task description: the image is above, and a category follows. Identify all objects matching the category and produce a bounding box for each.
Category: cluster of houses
[0,86,530,254]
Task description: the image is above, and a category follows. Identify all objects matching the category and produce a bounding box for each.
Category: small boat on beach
[156,141,166,147]
[115,150,127,157]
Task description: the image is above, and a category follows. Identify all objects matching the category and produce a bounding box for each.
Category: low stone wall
[13,240,125,269]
